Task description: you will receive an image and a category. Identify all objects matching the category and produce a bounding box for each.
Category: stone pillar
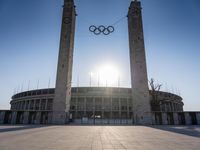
[45,99,48,110]
[84,97,86,116]
[11,111,17,124]
[102,98,104,122]
[52,0,76,124]
[28,100,31,110]
[166,103,169,112]
[185,112,191,125]
[164,103,167,112]
[93,97,95,124]
[170,103,173,112]
[111,98,113,120]
[18,102,21,110]
[173,113,179,125]
[33,100,36,110]
[162,113,168,125]
[0,111,5,124]
[23,112,29,124]
[168,103,171,112]
[35,112,41,124]
[171,103,174,112]
[128,0,152,125]
[25,101,28,110]
[48,112,53,124]
[119,98,121,123]
[151,112,156,125]
[75,97,77,119]
[196,112,200,125]
[127,98,130,119]
[173,103,176,111]
[39,99,42,110]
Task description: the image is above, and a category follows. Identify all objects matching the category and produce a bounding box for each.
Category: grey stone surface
[0,112,5,124]
[52,0,76,124]
[196,113,200,125]
[128,0,151,124]
[0,125,200,150]
[11,111,17,124]
[173,113,179,125]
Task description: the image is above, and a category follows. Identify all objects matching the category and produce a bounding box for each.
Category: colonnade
[11,98,53,111]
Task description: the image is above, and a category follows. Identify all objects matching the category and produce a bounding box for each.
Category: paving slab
[0,125,199,150]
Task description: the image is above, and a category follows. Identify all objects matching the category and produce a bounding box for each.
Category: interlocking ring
[89,25,115,35]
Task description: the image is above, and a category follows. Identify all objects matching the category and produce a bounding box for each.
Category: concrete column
[52,0,76,124]
[23,112,29,124]
[84,97,86,116]
[169,103,171,112]
[151,112,156,125]
[22,101,25,110]
[35,112,41,124]
[196,112,200,125]
[11,111,17,124]
[28,100,31,110]
[33,99,36,110]
[18,101,21,110]
[162,113,168,125]
[171,103,174,111]
[25,101,27,110]
[111,98,113,120]
[39,99,41,110]
[128,0,152,125]
[164,103,167,112]
[21,101,23,110]
[127,98,130,119]
[177,104,179,111]
[119,98,121,122]
[93,97,95,124]
[166,103,169,112]
[45,99,48,110]
[75,97,77,119]
[102,98,104,121]
[173,103,176,111]
[173,113,179,125]
[185,112,191,125]
[48,112,52,124]
[171,103,174,112]
[168,103,171,111]
[0,111,5,124]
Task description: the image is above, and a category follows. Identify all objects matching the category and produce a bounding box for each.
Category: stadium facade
[0,0,200,125]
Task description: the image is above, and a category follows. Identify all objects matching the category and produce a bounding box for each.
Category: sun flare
[92,64,120,86]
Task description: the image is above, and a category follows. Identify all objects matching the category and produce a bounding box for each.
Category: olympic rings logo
[89,25,115,35]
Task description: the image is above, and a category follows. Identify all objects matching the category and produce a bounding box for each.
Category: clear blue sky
[0,0,200,111]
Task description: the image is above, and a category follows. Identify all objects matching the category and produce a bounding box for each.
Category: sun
[98,64,120,86]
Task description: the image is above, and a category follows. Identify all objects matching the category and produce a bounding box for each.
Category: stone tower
[52,0,76,124]
[128,0,152,124]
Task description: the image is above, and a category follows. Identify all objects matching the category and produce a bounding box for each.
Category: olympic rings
[89,25,115,35]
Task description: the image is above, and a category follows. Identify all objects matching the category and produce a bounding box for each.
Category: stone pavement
[0,125,200,150]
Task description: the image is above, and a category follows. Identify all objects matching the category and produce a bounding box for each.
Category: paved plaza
[0,125,200,150]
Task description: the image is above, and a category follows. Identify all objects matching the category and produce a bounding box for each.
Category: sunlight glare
[98,64,120,86]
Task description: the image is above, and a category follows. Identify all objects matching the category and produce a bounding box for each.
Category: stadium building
[0,0,200,125]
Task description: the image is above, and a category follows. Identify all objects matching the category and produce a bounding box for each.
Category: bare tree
[149,78,162,111]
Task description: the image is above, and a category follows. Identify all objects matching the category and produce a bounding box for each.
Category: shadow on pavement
[150,125,200,138]
[0,125,49,133]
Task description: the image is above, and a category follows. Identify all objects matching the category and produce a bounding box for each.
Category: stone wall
[152,112,200,125]
[1,110,200,125]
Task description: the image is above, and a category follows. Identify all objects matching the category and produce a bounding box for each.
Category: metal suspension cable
[111,15,127,26]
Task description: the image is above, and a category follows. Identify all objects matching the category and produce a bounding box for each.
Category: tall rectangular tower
[52,0,76,124]
[128,0,152,124]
